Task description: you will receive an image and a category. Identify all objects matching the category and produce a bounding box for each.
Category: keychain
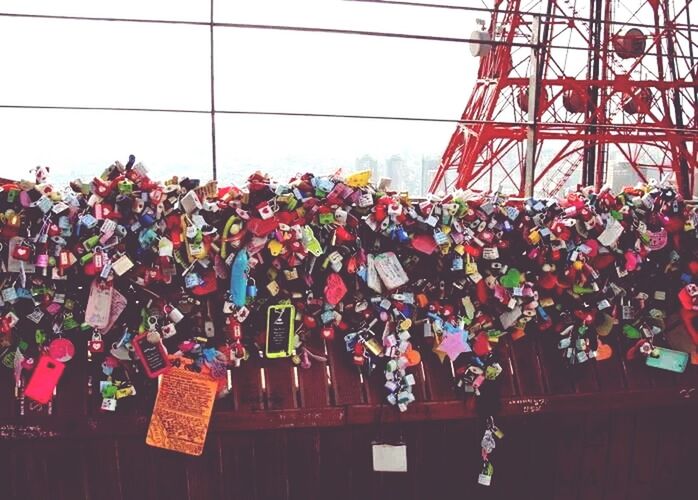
[478,416,504,486]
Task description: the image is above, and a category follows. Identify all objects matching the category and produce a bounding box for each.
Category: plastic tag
[372,443,407,472]
[84,280,113,329]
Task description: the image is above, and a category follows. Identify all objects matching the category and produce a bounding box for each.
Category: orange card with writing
[146,367,218,456]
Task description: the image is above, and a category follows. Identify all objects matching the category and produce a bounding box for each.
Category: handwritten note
[373,252,409,290]
[146,368,217,456]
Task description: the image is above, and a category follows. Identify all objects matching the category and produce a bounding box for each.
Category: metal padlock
[246,279,258,298]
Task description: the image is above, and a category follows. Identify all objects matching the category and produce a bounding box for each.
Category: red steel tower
[429,0,698,198]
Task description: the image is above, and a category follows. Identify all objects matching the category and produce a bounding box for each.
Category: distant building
[607,161,673,191]
[385,154,405,190]
[421,156,439,194]
[355,154,379,183]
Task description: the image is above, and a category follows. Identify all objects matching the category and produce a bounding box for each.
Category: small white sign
[372,443,408,472]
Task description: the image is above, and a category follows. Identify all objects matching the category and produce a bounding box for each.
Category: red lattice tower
[429,0,698,198]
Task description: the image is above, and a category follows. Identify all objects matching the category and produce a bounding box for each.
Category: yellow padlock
[345,170,371,188]
[268,239,284,256]
[528,229,541,245]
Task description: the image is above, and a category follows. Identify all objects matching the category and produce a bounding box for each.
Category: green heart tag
[500,268,521,288]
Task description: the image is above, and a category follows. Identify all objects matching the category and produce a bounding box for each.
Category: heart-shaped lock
[500,268,522,288]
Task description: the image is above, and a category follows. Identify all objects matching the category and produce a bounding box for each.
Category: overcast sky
[0,0,481,186]
[0,1,695,189]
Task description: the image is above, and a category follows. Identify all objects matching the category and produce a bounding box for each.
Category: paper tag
[146,368,218,456]
[597,218,623,247]
[482,247,499,260]
[111,255,134,276]
[478,473,492,486]
[366,254,383,293]
[372,443,408,472]
[100,288,127,333]
[373,252,409,290]
[84,280,113,329]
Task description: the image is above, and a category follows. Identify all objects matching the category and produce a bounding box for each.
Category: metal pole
[210,0,218,180]
[523,16,540,197]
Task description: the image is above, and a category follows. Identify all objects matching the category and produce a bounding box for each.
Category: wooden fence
[1,310,697,500]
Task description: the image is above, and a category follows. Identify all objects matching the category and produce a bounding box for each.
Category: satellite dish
[470,30,492,57]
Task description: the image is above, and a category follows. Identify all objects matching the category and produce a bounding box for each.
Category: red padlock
[352,343,366,365]
[321,326,335,340]
[88,333,105,353]
[12,242,32,261]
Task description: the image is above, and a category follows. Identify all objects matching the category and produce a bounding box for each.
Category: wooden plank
[672,405,698,497]
[286,429,320,500]
[297,337,330,409]
[602,411,635,500]
[343,425,375,500]
[253,430,290,500]
[11,440,50,500]
[523,415,556,500]
[572,361,600,393]
[325,335,364,405]
[363,366,387,406]
[0,364,15,418]
[593,334,628,392]
[185,435,224,500]
[626,409,660,500]
[146,445,189,500]
[0,440,15,499]
[578,413,611,500]
[650,407,684,500]
[618,338,653,390]
[219,432,258,500]
[496,337,518,397]
[551,413,585,500]
[419,339,456,401]
[54,335,88,417]
[535,330,575,395]
[83,439,122,500]
[508,334,546,395]
[118,438,156,500]
[410,361,428,402]
[263,359,298,410]
[317,428,353,500]
[647,365,677,389]
[232,354,264,411]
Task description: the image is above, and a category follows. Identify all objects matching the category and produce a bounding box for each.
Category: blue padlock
[246,279,257,299]
[138,227,158,249]
[184,272,202,289]
[140,211,156,227]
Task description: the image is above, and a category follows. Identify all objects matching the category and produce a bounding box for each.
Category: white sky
[0,0,479,187]
[1,1,694,190]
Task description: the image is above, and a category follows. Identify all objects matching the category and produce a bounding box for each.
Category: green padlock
[83,234,100,251]
[622,324,641,339]
[118,179,134,194]
[318,212,335,225]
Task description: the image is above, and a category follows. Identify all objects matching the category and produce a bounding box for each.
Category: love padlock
[88,332,105,353]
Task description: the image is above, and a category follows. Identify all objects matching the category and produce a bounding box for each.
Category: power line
[348,0,698,32]
[1,104,697,134]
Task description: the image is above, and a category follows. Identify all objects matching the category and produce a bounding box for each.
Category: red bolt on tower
[430,0,698,198]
